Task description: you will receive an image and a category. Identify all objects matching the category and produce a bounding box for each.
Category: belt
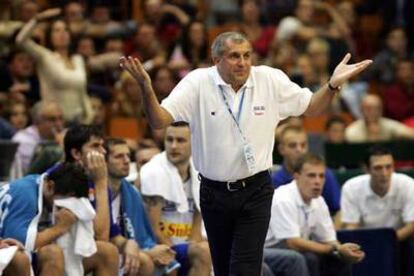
[199,170,270,192]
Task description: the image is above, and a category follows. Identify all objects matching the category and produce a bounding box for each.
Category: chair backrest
[0,140,18,181]
[337,228,397,276]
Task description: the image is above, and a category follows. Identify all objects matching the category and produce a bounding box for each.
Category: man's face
[279,130,308,167]
[295,162,326,202]
[165,126,191,166]
[214,39,252,90]
[37,104,64,140]
[135,148,160,171]
[368,154,394,194]
[326,122,345,143]
[107,143,131,179]
[9,52,34,78]
[79,136,106,166]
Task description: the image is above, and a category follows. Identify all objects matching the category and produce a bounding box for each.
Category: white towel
[140,152,200,212]
[0,246,18,275]
[53,197,97,276]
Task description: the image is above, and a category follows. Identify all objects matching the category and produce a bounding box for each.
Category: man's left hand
[123,239,141,275]
[329,53,372,88]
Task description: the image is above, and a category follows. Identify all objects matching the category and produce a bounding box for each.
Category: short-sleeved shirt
[345,118,412,142]
[161,66,312,181]
[341,173,414,229]
[266,181,336,248]
[271,165,341,214]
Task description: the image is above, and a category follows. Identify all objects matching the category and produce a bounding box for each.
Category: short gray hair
[211,32,249,59]
[31,100,60,123]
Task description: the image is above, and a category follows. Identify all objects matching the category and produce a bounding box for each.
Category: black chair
[337,228,397,276]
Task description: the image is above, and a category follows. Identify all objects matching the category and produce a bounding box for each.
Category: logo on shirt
[253,105,265,115]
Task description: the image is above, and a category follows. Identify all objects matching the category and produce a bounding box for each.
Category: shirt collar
[211,66,254,90]
[291,180,316,210]
[366,173,397,199]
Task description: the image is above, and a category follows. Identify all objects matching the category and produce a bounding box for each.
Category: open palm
[330,53,372,88]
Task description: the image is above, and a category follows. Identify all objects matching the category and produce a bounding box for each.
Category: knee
[286,250,307,266]
[95,241,119,267]
[139,252,155,276]
[189,241,211,265]
[38,244,64,266]
[6,251,31,276]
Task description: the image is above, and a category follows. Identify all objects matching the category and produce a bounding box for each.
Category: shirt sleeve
[340,182,361,224]
[269,198,301,240]
[313,200,337,242]
[273,69,313,120]
[0,185,31,245]
[402,178,414,223]
[161,70,199,124]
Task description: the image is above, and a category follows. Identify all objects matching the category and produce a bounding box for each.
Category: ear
[212,56,220,65]
[71,148,82,161]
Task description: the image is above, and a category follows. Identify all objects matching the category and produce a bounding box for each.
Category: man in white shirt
[267,153,364,276]
[140,122,211,276]
[120,31,371,275]
[341,146,414,241]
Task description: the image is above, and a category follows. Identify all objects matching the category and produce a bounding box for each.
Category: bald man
[345,94,414,142]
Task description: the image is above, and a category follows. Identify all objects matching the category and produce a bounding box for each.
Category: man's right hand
[86,151,108,188]
[120,56,152,87]
[149,244,176,266]
[54,208,77,233]
[338,243,365,263]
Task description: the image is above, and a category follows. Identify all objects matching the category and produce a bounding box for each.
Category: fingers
[341,53,352,64]
[124,254,132,274]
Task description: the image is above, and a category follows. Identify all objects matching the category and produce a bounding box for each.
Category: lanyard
[218,86,247,138]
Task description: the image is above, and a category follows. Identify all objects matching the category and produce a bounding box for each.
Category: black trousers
[200,172,274,276]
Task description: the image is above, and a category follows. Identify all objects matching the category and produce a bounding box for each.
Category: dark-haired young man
[341,146,414,241]
[267,153,364,276]
[64,124,154,275]
[0,163,119,275]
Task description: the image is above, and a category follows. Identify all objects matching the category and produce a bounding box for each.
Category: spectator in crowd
[345,94,414,142]
[341,146,414,241]
[125,22,166,72]
[306,38,330,90]
[16,8,122,124]
[0,49,40,105]
[140,122,211,276]
[325,116,347,144]
[105,137,180,274]
[12,100,64,174]
[63,124,154,275]
[150,66,178,102]
[383,59,414,122]
[168,21,210,77]
[272,126,341,215]
[267,153,365,276]
[238,0,275,59]
[4,101,29,132]
[363,27,411,84]
[15,8,95,124]
[89,94,107,128]
[0,163,119,276]
[0,238,31,276]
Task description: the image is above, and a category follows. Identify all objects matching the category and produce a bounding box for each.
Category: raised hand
[86,151,108,187]
[119,56,151,86]
[329,53,372,88]
[35,8,61,21]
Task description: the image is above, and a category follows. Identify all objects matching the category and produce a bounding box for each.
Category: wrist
[328,80,341,92]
